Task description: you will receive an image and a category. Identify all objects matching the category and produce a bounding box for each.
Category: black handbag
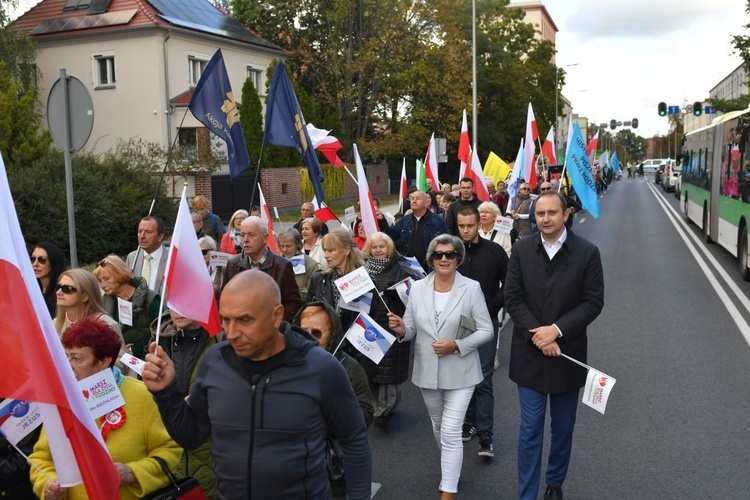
[145,456,206,500]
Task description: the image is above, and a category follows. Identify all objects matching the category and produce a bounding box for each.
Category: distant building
[508,0,558,56]
[13,0,287,202]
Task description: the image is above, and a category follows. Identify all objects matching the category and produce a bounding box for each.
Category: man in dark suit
[126,216,169,295]
[504,192,604,500]
[222,216,303,322]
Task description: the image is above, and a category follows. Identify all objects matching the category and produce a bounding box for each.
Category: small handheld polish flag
[345,312,396,364]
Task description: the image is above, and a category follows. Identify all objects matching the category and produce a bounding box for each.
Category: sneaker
[478,436,494,458]
[461,424,476,442]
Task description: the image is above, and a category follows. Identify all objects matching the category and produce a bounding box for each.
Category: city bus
[681,108,750,281]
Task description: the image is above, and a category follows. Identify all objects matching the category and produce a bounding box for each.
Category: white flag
[581,369,617,414]
[345,312,396,364]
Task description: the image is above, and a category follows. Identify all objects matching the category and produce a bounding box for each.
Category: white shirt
[541,228,567,260]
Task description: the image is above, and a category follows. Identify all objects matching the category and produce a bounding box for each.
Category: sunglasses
[308,328,330,339]
[30,255,48,264]
[540,187,552,191]
[201,249,210,255]
[520,187,530,191]
[55,283,78,294]
[432,251,458,261]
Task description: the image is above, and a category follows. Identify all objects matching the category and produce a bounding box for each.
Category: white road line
[647,183,750,344]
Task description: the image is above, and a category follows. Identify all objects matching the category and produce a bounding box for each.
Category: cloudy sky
[520,0,749,137]
[10,0,749,139]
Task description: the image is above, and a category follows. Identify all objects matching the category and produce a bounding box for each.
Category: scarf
[365,256,390,276]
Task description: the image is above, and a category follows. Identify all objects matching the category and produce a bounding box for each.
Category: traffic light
[610,119,616,130]
[632,118,639,128]
[693,101,703,116]
[658,102,667,116]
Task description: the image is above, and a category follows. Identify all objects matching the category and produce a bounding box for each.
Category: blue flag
[189,50,251,181]
[610,152,620,174]
[264,60,326,203]
[564,123,601,219]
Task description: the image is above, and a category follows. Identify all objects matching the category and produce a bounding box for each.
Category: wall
[259,164,390,211]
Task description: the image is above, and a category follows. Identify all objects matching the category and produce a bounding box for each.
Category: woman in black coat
[361,232,422,428]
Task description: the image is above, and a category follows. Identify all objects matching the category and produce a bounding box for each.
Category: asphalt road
[366,174,750,499]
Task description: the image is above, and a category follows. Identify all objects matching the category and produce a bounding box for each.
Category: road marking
[647,183,750,344]
[371,482,382,497]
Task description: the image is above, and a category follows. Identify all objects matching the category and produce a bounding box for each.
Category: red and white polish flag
[458,109,489,201]
[306,123,346,167]
[424,133,441,189]
[257,184,279,254]
[542,127,557,165]
[353,144,379,238]
[398,158,408,214]
[0,152,120,498]
[524,103,539,189]
[165,187,222,336]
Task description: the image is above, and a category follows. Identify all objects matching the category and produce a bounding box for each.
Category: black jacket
[152,322,372,500]
[505,230,604,393]
[360,252,422,385]
[457,238,508,318]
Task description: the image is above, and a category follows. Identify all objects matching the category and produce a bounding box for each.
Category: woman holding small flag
[387,234,493,499]
[31,317,181,500]
[306,230,365,330]
[361,232,422,429]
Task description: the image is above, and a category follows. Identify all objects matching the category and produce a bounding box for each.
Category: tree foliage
[706,96,750,114]
[231,0,557,176]
[240,77,264,168]
[0,3,50,169]
[9,142,176,263]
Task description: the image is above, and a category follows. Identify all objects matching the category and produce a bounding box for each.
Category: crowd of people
[1,179,604,500]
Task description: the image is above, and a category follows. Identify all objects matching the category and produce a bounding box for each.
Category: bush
[9,146,175,264]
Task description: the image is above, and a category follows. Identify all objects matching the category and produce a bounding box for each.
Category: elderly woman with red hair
[30,317,181,500]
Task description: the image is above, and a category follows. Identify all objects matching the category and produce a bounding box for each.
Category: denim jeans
[517,386,579,500]
[463,317,500,439]
[420,386,475,494]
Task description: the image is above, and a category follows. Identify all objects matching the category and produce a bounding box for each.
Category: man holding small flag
[504,190,604,500]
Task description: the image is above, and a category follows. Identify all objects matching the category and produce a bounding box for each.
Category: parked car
[673,170,682,198]
[662,163,681,192]
[642,158,668,173]
[655,164,664,184]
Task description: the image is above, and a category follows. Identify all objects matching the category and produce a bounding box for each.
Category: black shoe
[374,416,389,428]
[461,424,476,442]
[477,436,494,458]
[544,486,563,500]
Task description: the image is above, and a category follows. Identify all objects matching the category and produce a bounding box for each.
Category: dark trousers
[464,318,500,439]
[517,385,579,500]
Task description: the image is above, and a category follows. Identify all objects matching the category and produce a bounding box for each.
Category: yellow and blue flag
[189,49,251,181]
[264,60,326,203]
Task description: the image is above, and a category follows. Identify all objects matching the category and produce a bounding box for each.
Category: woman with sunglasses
[511,183,533,241]
[54,269,122,342]
[93,255,159,359]
[30,242,66,317]
[387,234,493,500]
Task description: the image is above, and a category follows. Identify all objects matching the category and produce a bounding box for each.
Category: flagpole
[0,434,54,482]
[375,290,392,314]
[561,353,595,372]
[344,165,359,186]
[250,139,267,210]
[129,105,191,274]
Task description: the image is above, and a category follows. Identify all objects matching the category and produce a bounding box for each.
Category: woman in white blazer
[388,234,493,500]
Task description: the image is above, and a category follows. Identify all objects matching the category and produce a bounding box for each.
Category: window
[281,183,288,194]
[189,55,209,88]
[63,0,91,11]
[178,128,197,147]
[93,53,115,88]
[247,66,264,95]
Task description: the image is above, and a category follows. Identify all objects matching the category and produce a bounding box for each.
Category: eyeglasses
[30,255,48,264]
[55,283,78,294]
[432,250,458,261]
[201,249,210,255]
[308,328,331,339]
[519,187,530,191]
[540,187,552,191]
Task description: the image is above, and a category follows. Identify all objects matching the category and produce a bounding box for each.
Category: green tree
[240,77,264,168]
[9,144,176,263]
[0,3,50,169]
